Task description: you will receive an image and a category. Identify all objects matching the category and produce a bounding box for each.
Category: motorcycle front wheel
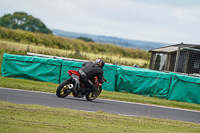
[86,85,102,101]
[56,78,73,98]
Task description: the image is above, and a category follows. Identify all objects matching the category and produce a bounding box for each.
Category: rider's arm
[82,62,87,67]
[82,61,93,67]
[98,70,104,84]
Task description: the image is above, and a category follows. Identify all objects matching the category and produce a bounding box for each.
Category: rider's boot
[78,88,90,98]
[77,88,84,93]
[77,88,84,98]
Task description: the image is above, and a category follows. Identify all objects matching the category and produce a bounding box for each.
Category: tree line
[0,12,52,34]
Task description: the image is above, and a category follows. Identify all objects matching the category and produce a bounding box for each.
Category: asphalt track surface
[0,87,200,123]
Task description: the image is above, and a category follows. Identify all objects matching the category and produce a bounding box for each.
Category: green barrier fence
[168,73,200,104]
[116,66,172,99]
[1,53,200,104]
[60,60,82,83]
[102,64,117,91]
[1,53,63,83]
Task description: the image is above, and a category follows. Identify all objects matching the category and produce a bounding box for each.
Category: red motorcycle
[56,70,108,101]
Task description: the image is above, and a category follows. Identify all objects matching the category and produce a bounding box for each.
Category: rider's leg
[80,76,97,93]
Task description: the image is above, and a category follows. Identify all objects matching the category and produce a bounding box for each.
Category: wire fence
[174,47,200,76]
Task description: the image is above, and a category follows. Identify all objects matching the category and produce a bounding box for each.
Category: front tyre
[56,78,73,98]
[86,86,102,101]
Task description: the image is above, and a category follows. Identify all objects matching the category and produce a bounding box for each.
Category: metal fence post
[174,47,181,72]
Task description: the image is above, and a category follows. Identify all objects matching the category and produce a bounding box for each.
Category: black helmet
[95,58,105,69]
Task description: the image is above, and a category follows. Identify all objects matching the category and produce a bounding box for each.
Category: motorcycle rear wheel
[56,79,73,98]
[86,86,102,101]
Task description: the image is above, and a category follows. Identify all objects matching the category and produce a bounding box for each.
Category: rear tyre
[56,78,73,98]
[86,86,102,101]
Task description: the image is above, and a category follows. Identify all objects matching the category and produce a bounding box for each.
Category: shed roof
[148,43,200,53]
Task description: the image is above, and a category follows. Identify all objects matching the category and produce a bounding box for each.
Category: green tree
[77,36,94,42]
[0,12,52,34]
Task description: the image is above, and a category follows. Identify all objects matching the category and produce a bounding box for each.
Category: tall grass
[0,27,151,61]
[0,40,149,67]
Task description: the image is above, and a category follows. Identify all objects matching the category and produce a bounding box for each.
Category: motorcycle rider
[77,58,105,96]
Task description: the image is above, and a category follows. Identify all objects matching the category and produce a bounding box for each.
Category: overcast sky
[0,0,200,44]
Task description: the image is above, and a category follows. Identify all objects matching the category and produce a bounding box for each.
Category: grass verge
[0,76,200,111]
[0,101,200,133]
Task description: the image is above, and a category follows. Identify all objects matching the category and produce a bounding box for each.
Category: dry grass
[0,40,149,67]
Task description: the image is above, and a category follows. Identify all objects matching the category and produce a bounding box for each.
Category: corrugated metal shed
[149,43,200,53]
